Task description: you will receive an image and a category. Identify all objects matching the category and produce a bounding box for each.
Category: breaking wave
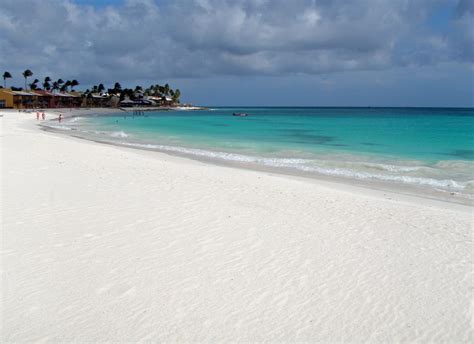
[121,142,472,193]
[41,120,473,197]
[109,131,129,138]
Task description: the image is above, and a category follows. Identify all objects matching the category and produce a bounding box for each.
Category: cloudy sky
[1,0,473,106]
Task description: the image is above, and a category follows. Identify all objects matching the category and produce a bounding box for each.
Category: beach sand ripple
[1,110,472,342]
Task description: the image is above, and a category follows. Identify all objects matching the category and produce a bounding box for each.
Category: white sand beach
[1,110,472,342]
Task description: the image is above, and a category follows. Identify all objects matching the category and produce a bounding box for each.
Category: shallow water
[46,107,474,199]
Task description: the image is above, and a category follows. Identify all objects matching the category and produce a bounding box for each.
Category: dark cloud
[453,0,474,60]
[0,0,472,85]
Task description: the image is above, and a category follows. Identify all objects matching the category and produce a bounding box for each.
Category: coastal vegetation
[3,71,12,88]
[82,82,181,106]
[22,69,33,90]
[1,69,183,108]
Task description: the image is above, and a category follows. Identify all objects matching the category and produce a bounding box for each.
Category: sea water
[48,107,474,199]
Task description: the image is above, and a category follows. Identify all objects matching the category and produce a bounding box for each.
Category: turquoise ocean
[49,107,474,199]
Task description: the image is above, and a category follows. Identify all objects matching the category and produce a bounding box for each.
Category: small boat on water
[233,113,249,117]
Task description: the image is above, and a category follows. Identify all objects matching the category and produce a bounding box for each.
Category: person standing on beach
[41,112,45,120]
[58,114,62,122]
[36,112,40,120]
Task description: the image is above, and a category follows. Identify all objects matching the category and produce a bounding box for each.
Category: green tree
[98,83,105,93]
[70,79,79,91]
[29,78,39,90]
[52,81,59,92]
[22,69,33,90]
[43,76,51,91]
[3,71,12,88]
[172,89,181,103]
[120,88,134,101]
[158,85,165,95]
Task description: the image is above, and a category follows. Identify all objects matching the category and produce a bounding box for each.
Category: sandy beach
[1,110,472,342]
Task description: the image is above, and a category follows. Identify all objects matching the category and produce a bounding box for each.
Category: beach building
[32,91,50,108]
[0,88,81,109]
[34,90,82,108]
[0,89,15,108]
[54,92,81,108]
[83,93,110,108]
[0,87,177,109]
[33,90,55,108]
[120,96,156,107]
[0,89,39,109]
[146,95,172,106]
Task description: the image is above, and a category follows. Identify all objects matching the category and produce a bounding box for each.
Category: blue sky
[74,0,124,7]
[426,2,456,31]
[1,0,473,107]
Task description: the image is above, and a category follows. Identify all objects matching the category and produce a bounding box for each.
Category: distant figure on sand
[58,114,62,122]
[41,112,45,120]
[36,112,40,120]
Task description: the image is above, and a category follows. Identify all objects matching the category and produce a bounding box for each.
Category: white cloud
[0,0,472,85]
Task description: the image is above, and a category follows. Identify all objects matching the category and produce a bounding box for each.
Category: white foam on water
[296,164,464,190]
[46,125,72,131]
[122,142,308,164]
[360,163,423,173]
[120,141,470,192]
[41,122,472,195]
[64,117,83,124]
[109,131,129,138]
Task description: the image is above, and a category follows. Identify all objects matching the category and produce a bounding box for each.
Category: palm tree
[70,79,79,91]
[43,76,51,91]
[29,78,39,90]
[164,83,170,96]
[98,83,105,93]
[64,80,72,92]
[3,71,12,88]
[56,79,64,90]
[22,69,33,90]
[92,85,98,93]
[52,81,60,92]
[172,89,181,103]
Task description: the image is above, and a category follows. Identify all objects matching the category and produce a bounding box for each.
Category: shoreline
[37,108,473,208]
[14,105,207,115]
[2,109,472,341]
[39,124,474,210]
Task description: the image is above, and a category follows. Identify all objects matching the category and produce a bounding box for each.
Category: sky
[0,0,473,107]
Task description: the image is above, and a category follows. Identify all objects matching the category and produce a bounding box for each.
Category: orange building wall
[0,89,15,108]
